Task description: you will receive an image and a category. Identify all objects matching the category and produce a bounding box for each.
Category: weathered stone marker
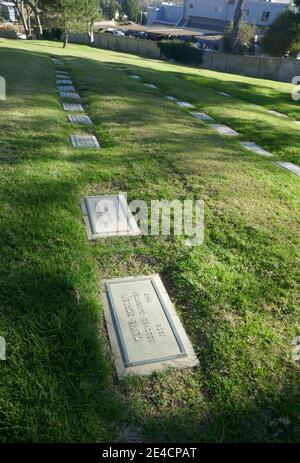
[60,92,80,100]
[267,110,289,119]
[218,92,231,97]
[102,274,199,378]
[70,135,100,149]
[144,83,158,89]
[58,85,75,92]
[240,142,273,157]
[176,101,194,109]
[165,96,177,101]
[128,75,141,80]
[211,124,239,136]
[56,79,73,85]
[68,115,93,126]
[190,111,213,121]
[275,161,300,176]
[82,194,140,239]
[63,103,84,112]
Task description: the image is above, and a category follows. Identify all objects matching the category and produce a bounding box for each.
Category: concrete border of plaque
[240,142,273,157]
[275,161,300,176]
[81,194,141,239]
[211,124,239,136]
[102,274,199,378]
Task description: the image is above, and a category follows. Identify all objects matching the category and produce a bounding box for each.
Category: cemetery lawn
[0,39,299,443]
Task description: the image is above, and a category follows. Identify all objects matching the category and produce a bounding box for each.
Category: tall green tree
[42,0,100,47]
[261,9,300,57]
[122,0,141,22]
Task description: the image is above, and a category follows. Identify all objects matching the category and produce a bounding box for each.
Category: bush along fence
[68,32,300,83]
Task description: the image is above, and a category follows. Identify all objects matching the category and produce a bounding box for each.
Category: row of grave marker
[52,58,101,149]
[51,57,199,379]
[124,69,300,177]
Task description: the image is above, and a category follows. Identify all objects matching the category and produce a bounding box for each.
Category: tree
[230,0,245,53]
[42,0,100,48]
[223,21,256,54]
[261,9,300,57]
[11,1,32,38]
[122,0,141,22]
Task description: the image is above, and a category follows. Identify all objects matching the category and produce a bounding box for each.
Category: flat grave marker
[60,92,80,100]
[70,135,100,149]
[144,83,158,89]
[57,85,75,92]
[82,194,141,240]
[68,115,93,126]
[275,161,300,177]
[240,142,273,157]
[190,111,213,122]
[219,92,231,97]
[56,79,73,85]
[102,274,199,378]
[176,101,195,109]
[267,110,289,119]
[63,103,84,112]
[211,124,239,136]
[128,75,141,80]
[165,96,177,101]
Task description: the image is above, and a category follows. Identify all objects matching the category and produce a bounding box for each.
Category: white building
[147,0,291,32]
[0,1,18,22]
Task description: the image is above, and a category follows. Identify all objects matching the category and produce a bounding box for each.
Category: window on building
[189,3,194,9]
[214,6,222,13]
[261,11,270,22]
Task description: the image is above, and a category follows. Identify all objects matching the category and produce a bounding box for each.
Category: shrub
[158,40,204,66]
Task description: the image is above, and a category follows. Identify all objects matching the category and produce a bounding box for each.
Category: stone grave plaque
[56,79,73,85]
[144,83,158,89]
[68,115,93,125]
[294,121,300,126]
[240,142,273,157]
[275,161,300,177]
[165,96,177,101]
[176,101,194,109]
[56,71,69,76]
[63,103,84,112]
[211,124,239,136]
[70,135,100,149]
[82,194,141,239]
[60,92,80,100]
[218,92,231,97]
[58,85,75,92]
[267,110,289,118]
[128,75,141,80]
[102,274,199,378]
[190,111,213,122]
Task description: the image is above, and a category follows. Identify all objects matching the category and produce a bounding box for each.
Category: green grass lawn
[0,39,299,443]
